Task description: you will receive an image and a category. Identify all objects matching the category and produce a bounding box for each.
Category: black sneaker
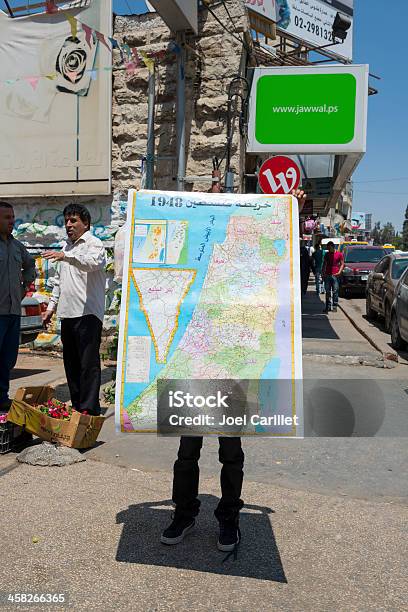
[160,515,195,545]
[332,306,338,312]
[217,520,240,552]
[323,307,331,314]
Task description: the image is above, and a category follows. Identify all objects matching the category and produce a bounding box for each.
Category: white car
[20,296,43,345]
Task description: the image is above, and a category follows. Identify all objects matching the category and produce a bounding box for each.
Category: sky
[352,0,408,231]
[2,0,407,230]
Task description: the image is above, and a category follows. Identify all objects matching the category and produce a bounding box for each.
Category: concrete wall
[4,1,250,344]
[8,0,248,246]
[112,1,248,194]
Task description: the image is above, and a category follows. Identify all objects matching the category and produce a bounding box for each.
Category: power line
[202,1,246,48]
[353,177,408,184]
[221,0,239,33]
[354,190,407,195]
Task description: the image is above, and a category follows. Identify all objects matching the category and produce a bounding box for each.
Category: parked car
[339,240,368,253]
[341,246,386,296]
[20,296,43,345]
[390,267,408,350]
[383,244,395,254]
[366,253,408,330]
[321,237,342,251]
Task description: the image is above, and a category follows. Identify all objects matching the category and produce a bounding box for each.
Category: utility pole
[145,67,156,189]
[4,1,14,17]
[225,76,249,193]
[176,32,186,191]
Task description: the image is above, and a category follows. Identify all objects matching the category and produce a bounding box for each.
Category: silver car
[390,267,408,350]
[366,252,408,330]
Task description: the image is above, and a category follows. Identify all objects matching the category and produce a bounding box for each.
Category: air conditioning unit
[147,0,198,34]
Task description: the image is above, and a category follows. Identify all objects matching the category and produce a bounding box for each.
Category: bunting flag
[96,31,111,51]
[169,41,181,54]
[121,43,133,60]
[131,48,140,67]
[45,0,58,14]
[26,76,40,90]
[82,23,94,48]
[65,13,78,38]
[0,3,181,90]
[152,50,167,61]
[125,61,137,75]
[140,51,155,74]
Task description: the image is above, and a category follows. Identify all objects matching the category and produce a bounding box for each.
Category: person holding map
[42,204,106,416]
[160,188,307,554]
[161,436,244,553]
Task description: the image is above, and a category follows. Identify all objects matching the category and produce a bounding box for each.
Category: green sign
[248,66,368,154]
[256,73,356,145]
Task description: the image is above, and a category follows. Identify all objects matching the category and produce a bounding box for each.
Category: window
[391,259,408,280]
[375,257,389,274]
[344,248,386,263]
[399,267,408,287]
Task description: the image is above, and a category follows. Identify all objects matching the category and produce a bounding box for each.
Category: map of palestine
[116,190,303,436]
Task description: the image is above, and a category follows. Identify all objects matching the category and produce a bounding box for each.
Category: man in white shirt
[43,204,106,416]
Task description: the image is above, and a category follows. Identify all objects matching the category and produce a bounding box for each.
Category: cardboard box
[8,387,105,449]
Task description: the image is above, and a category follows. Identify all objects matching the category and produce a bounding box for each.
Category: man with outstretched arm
[43,204,106,416]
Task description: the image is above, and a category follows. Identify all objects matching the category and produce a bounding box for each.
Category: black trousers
[172,436,244,522]
[61,315,102,416]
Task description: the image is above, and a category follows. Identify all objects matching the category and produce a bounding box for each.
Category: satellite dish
[145,1,156,11]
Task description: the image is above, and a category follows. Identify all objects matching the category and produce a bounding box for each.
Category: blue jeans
[324,276,339,309]
[315,268,324,293]
[0,315,20,404]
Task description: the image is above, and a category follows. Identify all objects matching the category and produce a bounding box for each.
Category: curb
[338,304,398,368]
[303,352,388,369]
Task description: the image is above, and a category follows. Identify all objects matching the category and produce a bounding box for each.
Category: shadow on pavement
[54,367,115,402]
[301,289,340,340]
[116,496,287,582]
[11,368,49,380]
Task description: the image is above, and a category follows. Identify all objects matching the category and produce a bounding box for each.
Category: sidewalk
[340,296,408,365]
[301,286,384,365]
[1,287,407,610]
[0,457,406,611]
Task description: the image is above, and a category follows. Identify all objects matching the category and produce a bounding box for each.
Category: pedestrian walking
[42,204,106,416]
[312,243,325,294]
[322,241,344,313]
[0,202,36,412]
[300,243,311,296]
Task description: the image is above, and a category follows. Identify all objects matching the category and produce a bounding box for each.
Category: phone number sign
[278,0,353,61]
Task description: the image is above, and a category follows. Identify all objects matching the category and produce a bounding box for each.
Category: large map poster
[116,190,303,437]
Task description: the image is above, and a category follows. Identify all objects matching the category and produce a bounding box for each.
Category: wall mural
[15,197,128,347]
